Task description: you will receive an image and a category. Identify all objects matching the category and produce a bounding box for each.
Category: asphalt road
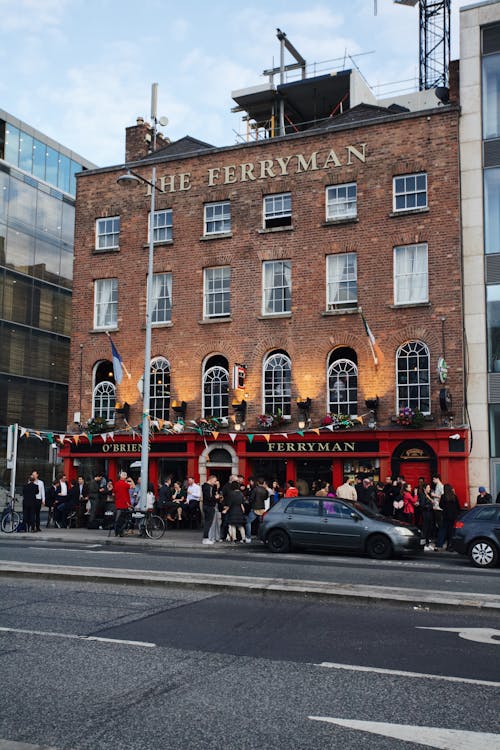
[0,578,498,750]
[0,535,498,598]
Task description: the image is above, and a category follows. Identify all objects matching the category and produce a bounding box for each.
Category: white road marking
[27,547,133,555]
[316,661,500,688]
[417,627,500,645]
[0,626,155,648]
[308,718,500,750]
[0,739,65,749]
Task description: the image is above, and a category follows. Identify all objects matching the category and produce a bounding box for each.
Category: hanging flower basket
[396,407,425,428]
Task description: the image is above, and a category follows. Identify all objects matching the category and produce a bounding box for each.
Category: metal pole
[139,162,156,509]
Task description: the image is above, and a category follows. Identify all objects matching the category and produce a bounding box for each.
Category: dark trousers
[203,505,216,538]
[421,513,435,544]
[34,499,42,531]
[23,500,35,531]
[114,508,128,536]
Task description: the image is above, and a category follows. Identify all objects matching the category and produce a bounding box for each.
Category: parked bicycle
[1,496,21,533]
[108,509,165,539]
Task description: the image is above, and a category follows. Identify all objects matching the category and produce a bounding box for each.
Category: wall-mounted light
[232,399,247,432]
[115,401,130,421]
[171,400,187,420]
[297,397,312,429]
[365,396,379,429]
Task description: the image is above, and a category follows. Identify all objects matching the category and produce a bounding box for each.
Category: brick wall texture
[69,106,462,431]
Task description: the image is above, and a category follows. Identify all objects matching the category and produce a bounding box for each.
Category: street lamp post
[117,83,163,510]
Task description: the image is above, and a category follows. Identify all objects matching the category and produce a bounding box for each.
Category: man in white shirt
[31,470,45,532]
[186,477,201,526]
[336,476,357,501]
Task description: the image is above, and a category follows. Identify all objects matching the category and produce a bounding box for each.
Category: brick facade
[70,105,463,436]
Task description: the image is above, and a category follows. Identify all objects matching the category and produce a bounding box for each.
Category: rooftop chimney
[125,117,154,163]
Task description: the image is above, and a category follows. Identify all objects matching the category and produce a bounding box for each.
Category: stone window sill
[257,225,294,234]
[142,240,173,249]
[199,233,232,241]
[389,301,431,309]
[258,313,292,320]
[322,307,360,316]
[389,207,429,218]
[322,217,359,227]
[198,317,232,324]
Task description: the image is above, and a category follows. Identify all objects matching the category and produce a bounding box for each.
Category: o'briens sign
[147,143,367,194]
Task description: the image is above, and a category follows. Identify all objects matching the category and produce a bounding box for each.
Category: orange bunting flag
[263,434,271,442]
[211,431,219,441]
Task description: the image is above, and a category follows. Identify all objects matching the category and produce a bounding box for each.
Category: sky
[0,0,473,167]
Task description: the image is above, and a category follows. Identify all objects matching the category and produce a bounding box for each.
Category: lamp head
[116,170,141,187]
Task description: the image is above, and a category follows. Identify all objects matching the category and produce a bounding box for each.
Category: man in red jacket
[114,471,132,537]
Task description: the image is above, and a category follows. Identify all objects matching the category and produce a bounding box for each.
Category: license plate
[420,538,426,546]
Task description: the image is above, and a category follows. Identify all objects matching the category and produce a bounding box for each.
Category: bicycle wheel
[1,511,20,533]
[144,514,165,539]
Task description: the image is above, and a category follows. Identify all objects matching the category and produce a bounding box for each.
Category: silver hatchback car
[259,496,423,559]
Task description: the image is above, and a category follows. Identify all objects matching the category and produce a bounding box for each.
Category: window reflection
[36,189,62,237]
[4,125,20,166]
[5,227,35,273]
[19,132,33,172]
[8,179,37,226]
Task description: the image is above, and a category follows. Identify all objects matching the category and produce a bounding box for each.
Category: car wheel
[366,534,393,560]
[469,538,499,568]
[266,528,291,554]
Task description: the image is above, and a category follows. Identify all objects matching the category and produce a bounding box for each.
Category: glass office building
[0,108,95,482]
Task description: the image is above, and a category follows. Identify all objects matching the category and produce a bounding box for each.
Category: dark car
[451,504,500,568]
[258,496,423,559]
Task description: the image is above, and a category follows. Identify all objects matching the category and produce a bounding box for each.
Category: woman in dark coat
[224,480,246,543]
[436,483,460,550]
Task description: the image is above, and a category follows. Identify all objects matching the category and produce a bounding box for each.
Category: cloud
[0,0,70,33]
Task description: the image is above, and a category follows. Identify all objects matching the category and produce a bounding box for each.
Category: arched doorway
[199,444,238,485]
[391,439,437,487]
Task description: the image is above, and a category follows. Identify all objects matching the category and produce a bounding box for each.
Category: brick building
[61,68,469,502]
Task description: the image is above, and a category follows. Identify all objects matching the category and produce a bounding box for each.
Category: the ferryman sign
[247,440,379,453]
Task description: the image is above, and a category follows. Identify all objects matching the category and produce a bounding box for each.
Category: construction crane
[394,0,451,90]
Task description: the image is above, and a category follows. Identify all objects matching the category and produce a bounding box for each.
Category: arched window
[93,381,116,421]
[203,355,229,418]
[328,349,358,415]
[263,351,291,416]
[92,360,115,421]
[150,356,170,420]
[396,341,430,414]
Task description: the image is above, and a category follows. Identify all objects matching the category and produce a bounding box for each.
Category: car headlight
[394,527,414,537]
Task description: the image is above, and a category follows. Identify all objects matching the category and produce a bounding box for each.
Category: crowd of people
[20,468,497,549]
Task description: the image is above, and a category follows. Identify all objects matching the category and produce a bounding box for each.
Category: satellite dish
[158,116,169,127]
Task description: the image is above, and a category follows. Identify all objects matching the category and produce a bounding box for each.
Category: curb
[1,562,499,610]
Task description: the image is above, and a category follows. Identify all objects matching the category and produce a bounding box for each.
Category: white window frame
[393,243,428,305]
[262,260,291,316]
[149,209,173,244]
[203,365,229,418]
[96,216,120,250]
[203,266,231,318]
[92,381,116,421]
[326,253,357,310]
[204,201,231,236]
[396,340,430,414]
[94,278,118,329]
[263,193,292,229]
[393,173,427,212]
[152,272,172,324]
[263,352,292,417]
[326,183,357,221]
[149,356,170,420]
[328,358,358,416]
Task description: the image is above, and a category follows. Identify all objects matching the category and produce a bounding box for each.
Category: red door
[398,461,430,489]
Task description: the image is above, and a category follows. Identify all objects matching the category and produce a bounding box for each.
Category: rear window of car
[285,498,320,515]
[473,507,500,521]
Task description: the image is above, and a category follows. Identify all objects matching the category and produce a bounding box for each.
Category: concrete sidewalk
[9,524,209,549]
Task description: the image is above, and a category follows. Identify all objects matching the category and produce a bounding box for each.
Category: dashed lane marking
[316,661,500,688]
[0,626,155,648]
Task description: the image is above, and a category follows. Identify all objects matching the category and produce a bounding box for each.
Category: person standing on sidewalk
[201,475,219,545]
[114,471,132,537]
[31,470,45,532]
[436,483,460,551]
[22,476,37,532]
